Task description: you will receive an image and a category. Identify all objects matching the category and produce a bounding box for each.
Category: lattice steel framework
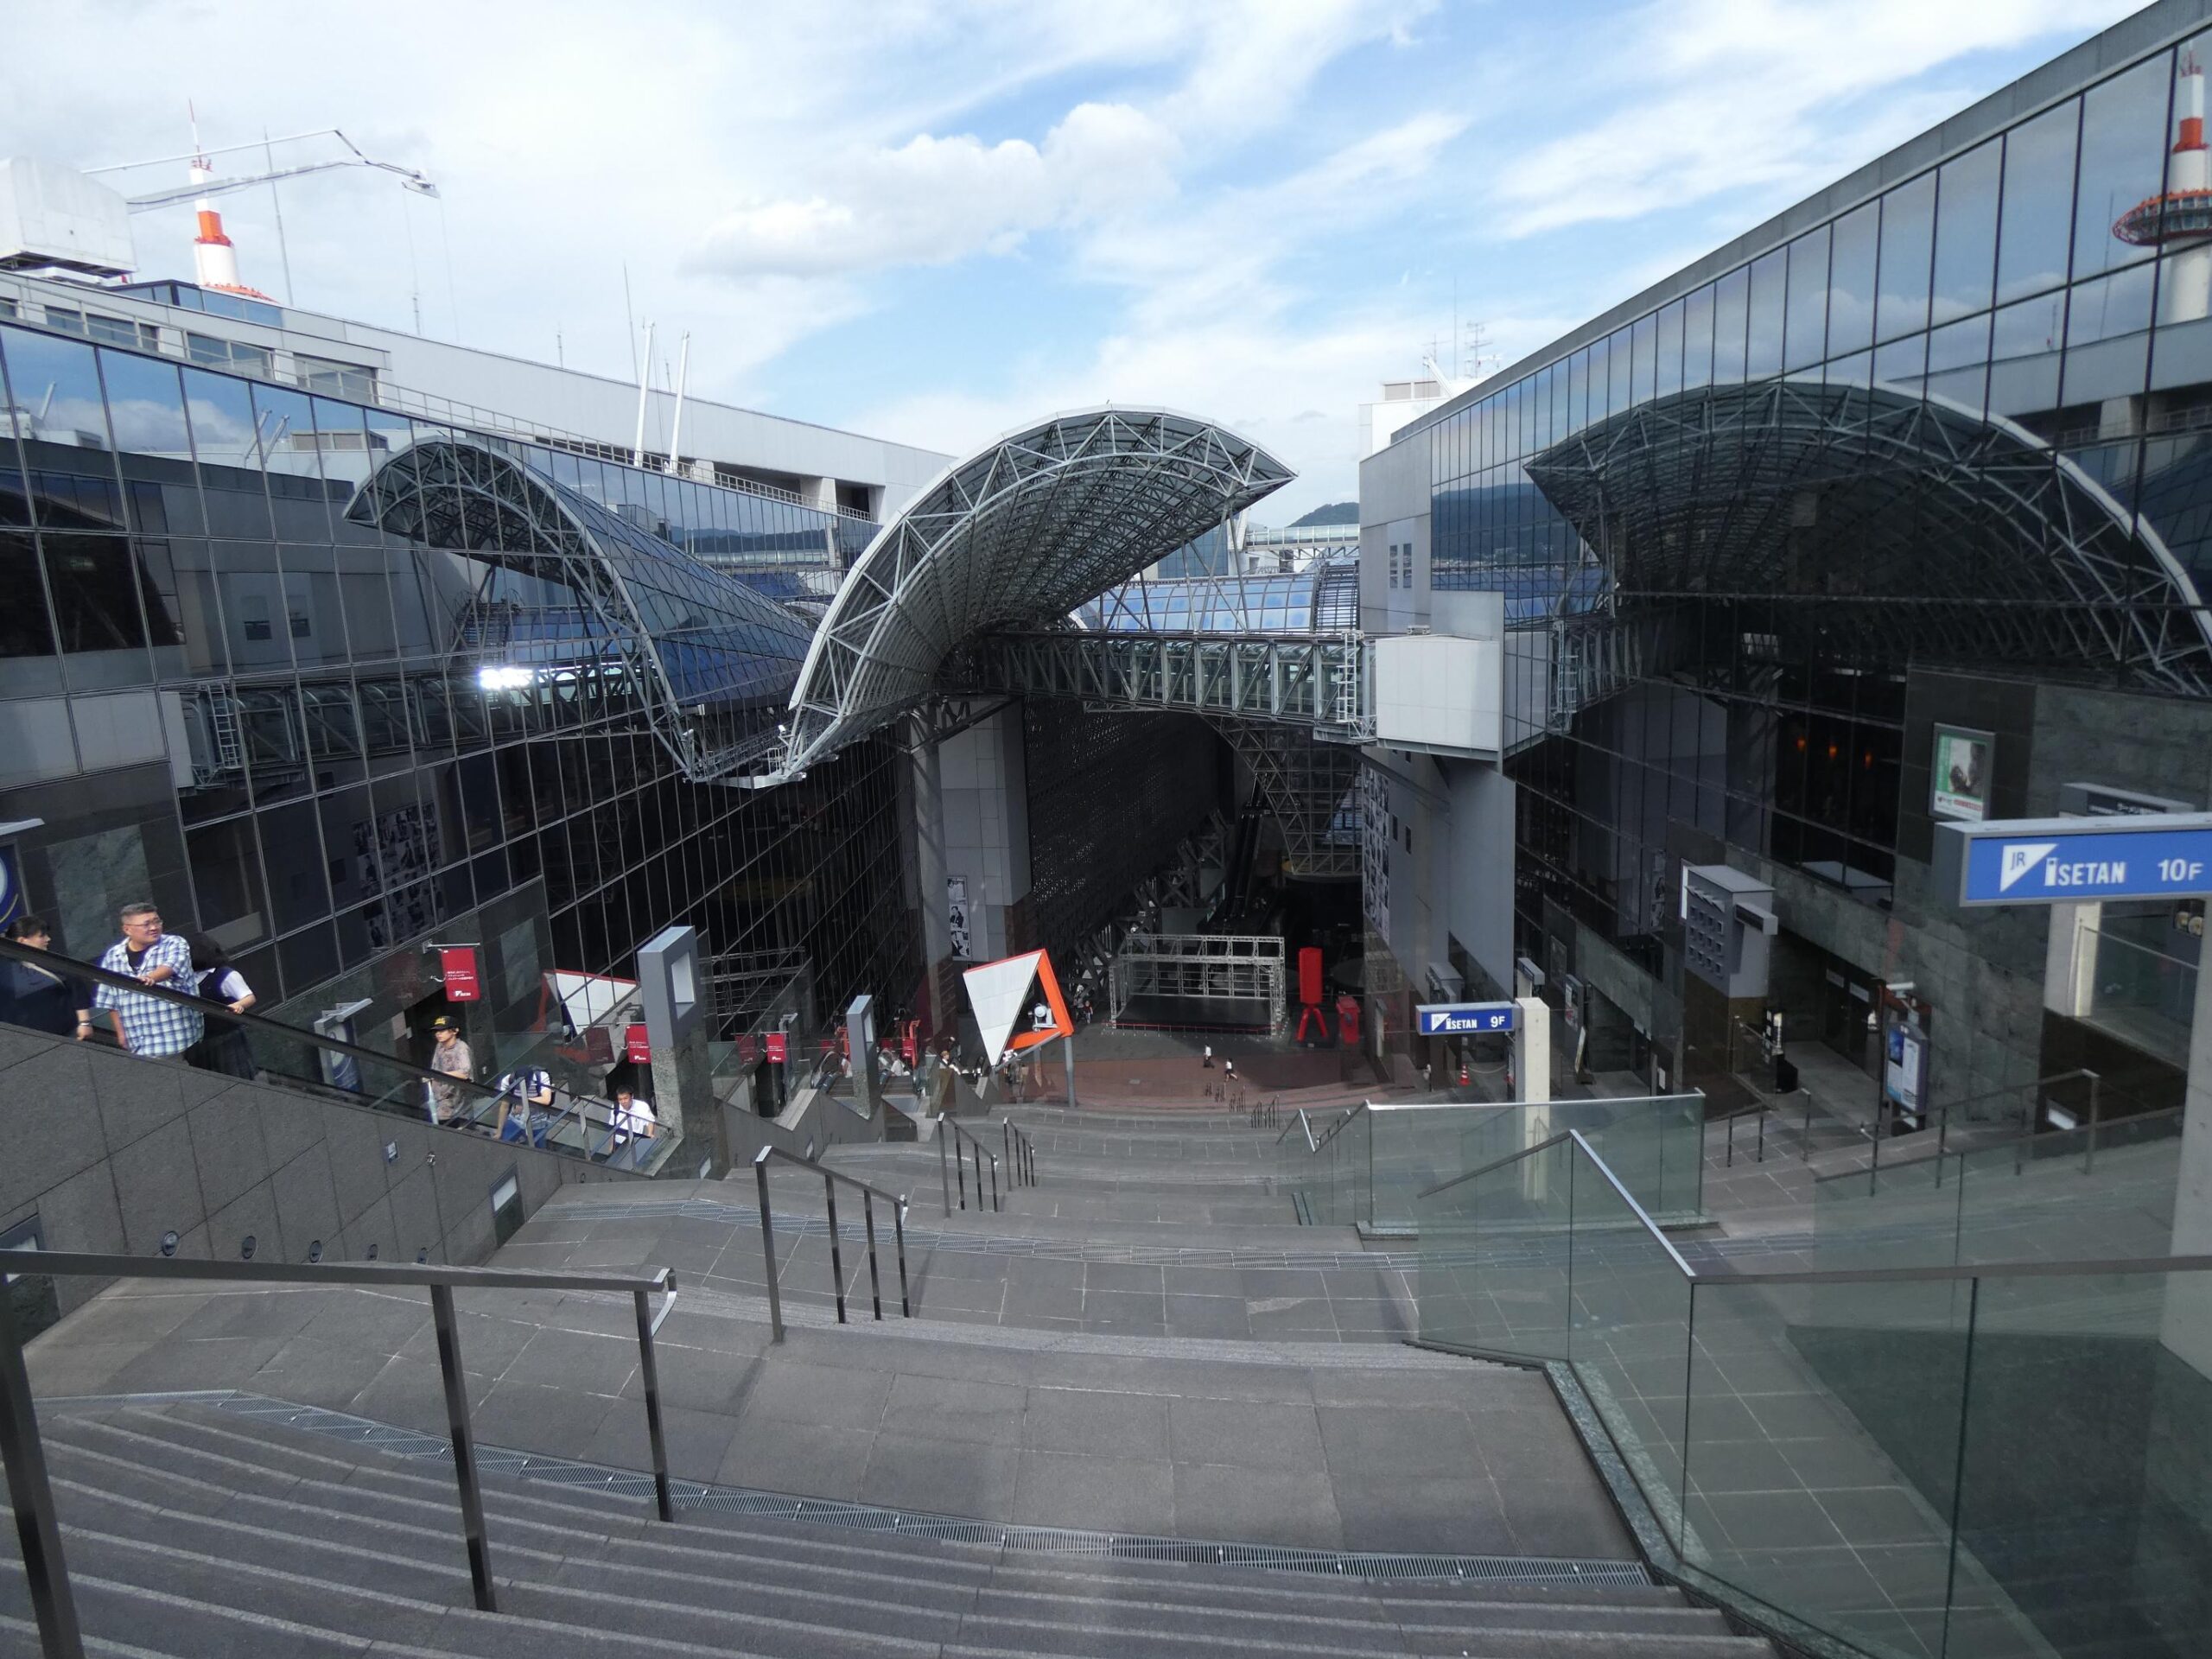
[1217,720,1362,880]
[1108,932,1287,1033]
[1524,378,2212,696]
[780,408,1293,775]
[947,629,1368,738]
[346,438,815,782]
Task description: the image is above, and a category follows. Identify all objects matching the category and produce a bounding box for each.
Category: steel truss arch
[346,438,816,782]
[780,408,1293,775]
[1524,378,2212,696]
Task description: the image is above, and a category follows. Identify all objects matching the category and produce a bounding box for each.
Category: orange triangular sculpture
[961,948,1074,1065]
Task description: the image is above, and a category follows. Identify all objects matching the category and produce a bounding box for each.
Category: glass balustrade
[1412,1126,2212,1659]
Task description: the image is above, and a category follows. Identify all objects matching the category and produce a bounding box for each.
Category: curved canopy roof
[781,407,1292,772]
[346,437,816,780]
[1524,378,2212,695]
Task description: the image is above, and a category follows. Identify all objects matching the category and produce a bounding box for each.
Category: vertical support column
[910,719,957,1035]
[429,1284,497,1612]
[0,1268,84,1659]
[631,1286,676,1522]
[754,1148,785,1343]
[639,925,719,1178]
[1513,995,1553,1105]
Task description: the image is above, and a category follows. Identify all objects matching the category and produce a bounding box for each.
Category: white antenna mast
[665,333,691,477]
[632,319,655,467]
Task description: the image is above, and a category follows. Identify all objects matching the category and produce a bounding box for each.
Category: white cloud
[690,102,1179,279]
[1490,0,2137,236]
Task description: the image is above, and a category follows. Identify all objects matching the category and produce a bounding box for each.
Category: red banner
[440,946,481,1002]
[737,1033,759,1065]
[625,1023,652,1064]
[583,1026,613,1065]
[765,1032,788,1065]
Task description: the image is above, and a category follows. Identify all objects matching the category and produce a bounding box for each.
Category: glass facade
[1084,556,1359,633]
[1420,34,2212,991]
[0,315,914,1061]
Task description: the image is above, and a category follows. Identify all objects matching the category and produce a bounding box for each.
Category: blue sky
[3,0,2152,516]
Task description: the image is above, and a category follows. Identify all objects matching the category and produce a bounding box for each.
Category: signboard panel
[764,1031,788,1065]
[1937,813,2212,906]
[1930,725,1993,823]
[1416,1001,1516,1036]
[438,946,481,1001]
[624,1023,652,1064]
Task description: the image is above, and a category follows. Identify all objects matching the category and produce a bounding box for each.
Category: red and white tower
[2114,52,2212,323]
[185,108,271,300]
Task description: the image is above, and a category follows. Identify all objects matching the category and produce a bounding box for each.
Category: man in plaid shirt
[93,903,201,1058]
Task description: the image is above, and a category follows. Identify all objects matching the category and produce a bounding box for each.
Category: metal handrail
[1001,1118,1037,1190]
[0,1249,677,1653]
[0,938,639,1168]
[938,1117,1002,1216]
[751,1146,909,1343]
[1415,1128,2212,1289]
[1817,1093,2180,1192]
[1810,1068,2116,1192]
[1273,1109,1319,1152]
[1248,1096,1280,1128]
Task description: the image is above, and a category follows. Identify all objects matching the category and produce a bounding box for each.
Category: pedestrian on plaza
[0,916,93,1041]
[92,903,200,1058]
[1202,1043,1213,1069]
[495,1063,556,1147]
[183,934,257,1078]
[608,1084,658,1166]
[426,1014,474,1124]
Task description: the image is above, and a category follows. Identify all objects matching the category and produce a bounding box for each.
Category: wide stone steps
[1,1402,1770,1659]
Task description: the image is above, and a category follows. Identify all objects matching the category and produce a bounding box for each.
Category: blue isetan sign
[1416,1001,1516,1036]
[1937,813,2212,906]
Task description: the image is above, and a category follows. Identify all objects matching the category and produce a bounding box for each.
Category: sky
[1,0,2154,518]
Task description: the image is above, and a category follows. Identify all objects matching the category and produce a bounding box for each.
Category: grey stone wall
[0,1023,639,1315]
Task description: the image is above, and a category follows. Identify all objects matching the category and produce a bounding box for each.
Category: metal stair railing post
[749,1147,910,1341]
[0,1249,675,1640]
[862,1192,883,1320]
[823,1173,848,1324]
[0,1255,82,1659]
[429,1281,498,1611]
[989,1149,1000,1211]
[755,1147,785,1340]
[938,1127,954,1214]
[893,1198,912,1317]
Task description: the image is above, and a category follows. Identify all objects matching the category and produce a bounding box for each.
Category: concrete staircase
[9,1097,1777,1658]
[4,1399,1762,1659]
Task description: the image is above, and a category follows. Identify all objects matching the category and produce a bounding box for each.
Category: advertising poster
[947,875,972,960]
[1930,726,1993,823]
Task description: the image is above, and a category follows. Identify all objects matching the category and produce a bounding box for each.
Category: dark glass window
[2,326,109,451]
[1998,99,2079,303]
[1878,173,1936,341]
[1785,226,1830,370]
[1682,285,1714,390]
[0,530,55,657]
[1713,267,1749,384]
[2073,53,2172,283]
[1827,202,1878,356]
[1746,250,1785,378]
[1931,139,2001,323]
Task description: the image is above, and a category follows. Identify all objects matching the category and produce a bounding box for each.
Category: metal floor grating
[53,1392,1648,1589]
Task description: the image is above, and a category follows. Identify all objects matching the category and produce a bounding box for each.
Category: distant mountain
[1287,501,1358,526]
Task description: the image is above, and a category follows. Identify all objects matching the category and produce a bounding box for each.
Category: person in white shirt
[607,1084,657,1167]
